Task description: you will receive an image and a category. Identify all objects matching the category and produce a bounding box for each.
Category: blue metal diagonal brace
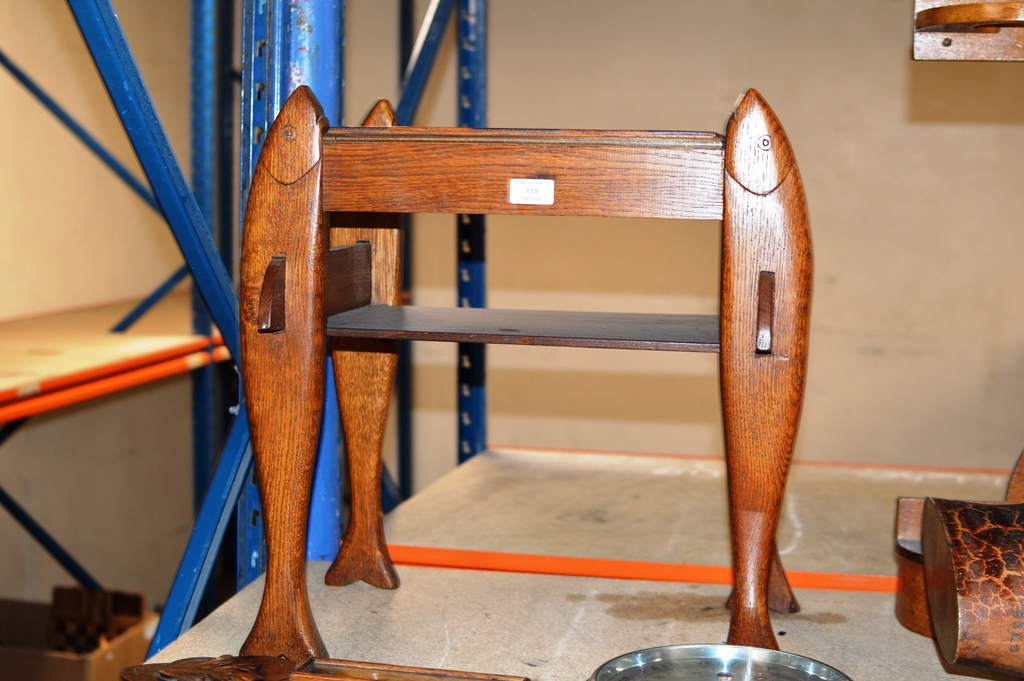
[0,484,103,591]
[63,0,248,654]
[147,406,252,655]
[65,0,240,362]
[0,47,198,334]
[111,264,190,332]
[0,47,161,215]
[395,0,454,126]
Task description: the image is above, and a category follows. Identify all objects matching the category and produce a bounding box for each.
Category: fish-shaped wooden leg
[720,90,812,650]
[238,85,330,661]
[324,101,402,589]
[325,333,401,589]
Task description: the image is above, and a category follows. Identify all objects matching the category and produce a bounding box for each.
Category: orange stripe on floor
[388,544,897,593]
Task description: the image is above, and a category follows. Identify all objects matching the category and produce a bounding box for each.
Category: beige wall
[0,0,188,321]
[3,0,1024,600]
[0,378,194,605]
[345,1,1024,489]
[0,1,193,604]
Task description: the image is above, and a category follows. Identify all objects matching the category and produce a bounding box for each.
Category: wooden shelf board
[0,293,226,411]
[325,306,720,352]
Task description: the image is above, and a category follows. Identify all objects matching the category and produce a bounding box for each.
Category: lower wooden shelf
[326,306,720,352]
[0,293,227,421]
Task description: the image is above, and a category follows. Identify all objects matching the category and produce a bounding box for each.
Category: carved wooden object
[894,496,933,637]
[324,101,403,590]
[917,1,1024,31]
[122,655,298,681]
[239,85,329,661]
[720,91,810,649]
[894,450,1024,639]
[914,1,1024,60]
[122,656,531,681]
[293,657,530,681]
[922,497,1024,676]
[239,86,811,656]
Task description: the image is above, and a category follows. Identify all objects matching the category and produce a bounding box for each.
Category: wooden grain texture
[240,89,814,653]
[923,497,1024,676]
[1006,450,1024,503]
[257,257,287,333]
[914,0,1024,60]
[917,1,1024,30]
[894,452,1024,641]
[894,497,933,638]
[295,657,532,681]
[322,125,724,220]
[326,306,720,352]
[238,85,329,661]
[720,90,812,650]
[121,655,298,681]
[324,102,402,589]
[325,243,372,317]
[123,655,532,681]
[755,271,775,354]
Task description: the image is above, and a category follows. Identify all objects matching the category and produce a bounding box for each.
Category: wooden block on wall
[914,0,1024,60]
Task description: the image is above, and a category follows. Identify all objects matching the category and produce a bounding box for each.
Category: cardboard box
[0,598,156,681]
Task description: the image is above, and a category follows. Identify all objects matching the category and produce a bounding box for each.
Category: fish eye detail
[756,134,772,151]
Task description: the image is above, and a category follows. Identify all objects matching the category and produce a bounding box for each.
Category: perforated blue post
[456,0,487,463]
[289,0,345,563]
[237,0,345,586]
[189,0,218,517]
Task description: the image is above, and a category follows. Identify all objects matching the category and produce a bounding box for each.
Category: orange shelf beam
[0,345,230,423]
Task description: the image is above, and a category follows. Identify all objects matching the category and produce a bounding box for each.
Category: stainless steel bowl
[589,644,853,681]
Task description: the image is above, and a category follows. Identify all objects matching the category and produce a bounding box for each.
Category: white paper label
[509,178,554,205]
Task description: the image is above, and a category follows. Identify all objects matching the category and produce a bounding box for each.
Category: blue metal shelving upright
[64,0,251,655]
[235,0,347,591]
[189,0,235,518]
[456,0,487,464]
[48,0,487,655]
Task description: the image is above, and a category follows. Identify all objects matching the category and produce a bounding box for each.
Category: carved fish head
[260,85,328,185]
[725,89,796,196]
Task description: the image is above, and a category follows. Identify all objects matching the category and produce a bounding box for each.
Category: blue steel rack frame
[45,0,486,655]
[235,0,347,592]
[189,0,236,520]
[234,0,464,595]
[59,0,252,655]
[456,0,487,463]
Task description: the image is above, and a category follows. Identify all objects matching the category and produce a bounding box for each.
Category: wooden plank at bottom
[326,306,719,352]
